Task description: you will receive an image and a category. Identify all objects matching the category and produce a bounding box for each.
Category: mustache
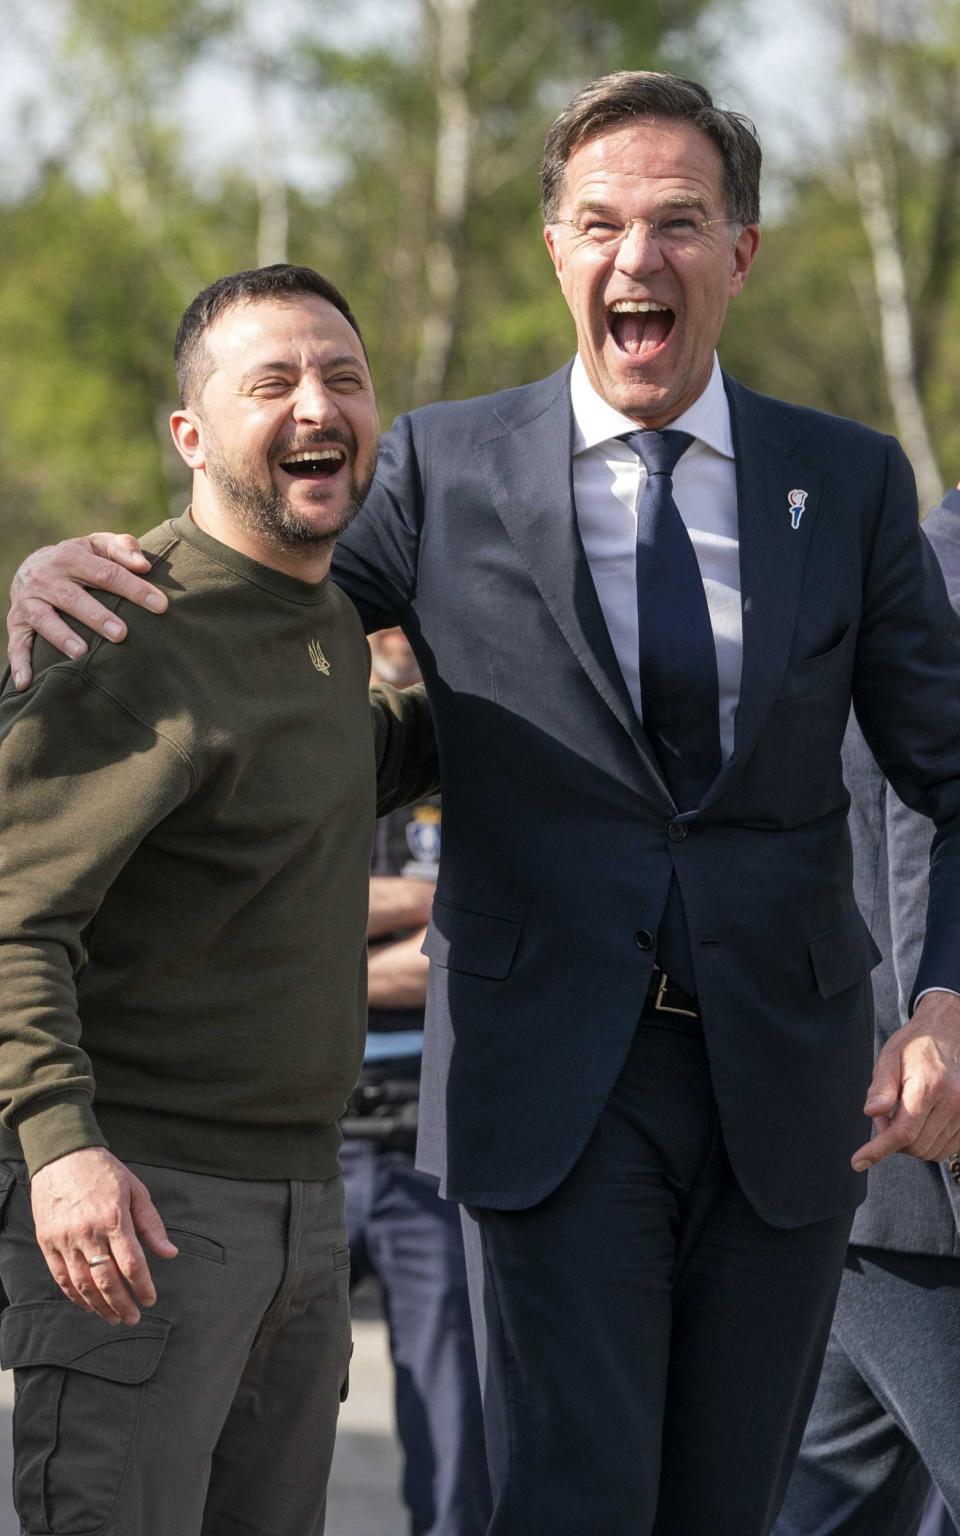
[270,427,356,463]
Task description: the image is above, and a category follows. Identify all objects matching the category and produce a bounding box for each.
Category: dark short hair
[540,71,761,229]
[174,264,366,407]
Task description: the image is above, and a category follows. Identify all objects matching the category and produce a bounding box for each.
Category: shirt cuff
[914,986,960,1009]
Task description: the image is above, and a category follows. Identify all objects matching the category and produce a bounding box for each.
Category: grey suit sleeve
[843,711,900,1042]
[885,779,933,1025]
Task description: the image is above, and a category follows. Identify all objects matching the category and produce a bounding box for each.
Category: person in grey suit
[775,488,960,1536]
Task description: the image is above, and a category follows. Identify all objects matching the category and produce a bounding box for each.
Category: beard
[203,427,376,554]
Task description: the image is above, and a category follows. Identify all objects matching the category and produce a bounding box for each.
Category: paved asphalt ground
[0,1303,405,1536]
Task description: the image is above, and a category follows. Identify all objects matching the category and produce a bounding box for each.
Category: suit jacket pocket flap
[422,900,521,980]
[808,918,882,999]
[0,1301,169,1383]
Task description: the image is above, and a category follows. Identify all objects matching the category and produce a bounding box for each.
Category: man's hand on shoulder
[30,1146,178,1326]
[8,533,168,690]
[852,990,960,1171]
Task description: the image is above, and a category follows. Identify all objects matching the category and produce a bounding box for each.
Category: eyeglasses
[552,213,735,252]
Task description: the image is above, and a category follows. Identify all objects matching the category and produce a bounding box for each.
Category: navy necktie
[624,429,721,810]
[622,429,721,995]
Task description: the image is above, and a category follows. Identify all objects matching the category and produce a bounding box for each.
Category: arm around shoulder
[7,533,168,688]
[370,680,439,815]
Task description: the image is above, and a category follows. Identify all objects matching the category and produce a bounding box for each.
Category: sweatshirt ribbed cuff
[14,1099,107,1180]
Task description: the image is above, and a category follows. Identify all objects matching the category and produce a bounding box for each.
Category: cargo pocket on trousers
[0,1162,18,1229]
[1,1300,170,1534]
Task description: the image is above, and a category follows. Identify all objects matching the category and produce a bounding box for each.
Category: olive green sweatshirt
[0,512,437,1180]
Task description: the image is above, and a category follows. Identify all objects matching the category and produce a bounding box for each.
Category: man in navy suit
[9,72,960,1536]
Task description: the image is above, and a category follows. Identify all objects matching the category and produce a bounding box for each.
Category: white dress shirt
[571,352,741,761]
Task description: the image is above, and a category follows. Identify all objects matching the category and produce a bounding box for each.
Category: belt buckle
[653,970,698,1019]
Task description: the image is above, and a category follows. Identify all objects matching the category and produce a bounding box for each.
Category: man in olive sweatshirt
[0,265,437,1536]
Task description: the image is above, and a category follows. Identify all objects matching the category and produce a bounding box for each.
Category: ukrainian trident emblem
[307,639,331,675]
[787,489,808,530]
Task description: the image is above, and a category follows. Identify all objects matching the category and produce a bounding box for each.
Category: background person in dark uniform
[340,628,490,1536]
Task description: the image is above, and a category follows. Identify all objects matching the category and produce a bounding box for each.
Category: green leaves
[8,0,960,610]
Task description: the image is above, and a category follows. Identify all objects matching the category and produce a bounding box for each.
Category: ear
[170,409,206,471]
[543,224,564,282]
[729,224,761,297]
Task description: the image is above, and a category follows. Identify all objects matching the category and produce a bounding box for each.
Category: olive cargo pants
[0,1159,351,1535]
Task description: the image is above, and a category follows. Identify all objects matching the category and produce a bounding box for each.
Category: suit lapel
[703,376,822,808]
[475,366,670,797]
[475,368,822,809]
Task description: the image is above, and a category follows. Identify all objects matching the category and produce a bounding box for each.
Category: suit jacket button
[634,929,654,950]
[667,821,688,842]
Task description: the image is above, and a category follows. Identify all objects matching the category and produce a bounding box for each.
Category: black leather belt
[645,967,700,1020]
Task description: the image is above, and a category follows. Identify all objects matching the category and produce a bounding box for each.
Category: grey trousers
[774,1246,960,1536]
[0,1158,352,1536]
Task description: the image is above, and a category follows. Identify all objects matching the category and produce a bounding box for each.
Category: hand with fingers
[30,1146,178,1326]
[7,533,168,691]
[851,989,960,1173]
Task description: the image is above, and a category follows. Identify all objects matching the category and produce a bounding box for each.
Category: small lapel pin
[787,489,808,530]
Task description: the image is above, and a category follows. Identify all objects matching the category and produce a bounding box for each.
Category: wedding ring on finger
[87,1255,113,1268]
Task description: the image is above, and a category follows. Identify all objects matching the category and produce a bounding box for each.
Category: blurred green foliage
[0,172,262,586]
[722,174,892,426]
[1,0,959,610]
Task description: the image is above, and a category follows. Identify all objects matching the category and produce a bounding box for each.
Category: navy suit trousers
[461,1011,853,1536]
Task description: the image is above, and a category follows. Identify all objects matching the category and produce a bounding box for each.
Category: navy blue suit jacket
[333,365,960,1226]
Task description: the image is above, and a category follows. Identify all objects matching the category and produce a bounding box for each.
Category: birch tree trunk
[412,0,477,406]
[852,147,943,509]
[847,0,942,510]
[240,2,289,268]
[913,69,960,386]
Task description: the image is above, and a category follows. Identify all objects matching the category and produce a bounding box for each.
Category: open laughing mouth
[276,445,348,482]
[608,300,675,358]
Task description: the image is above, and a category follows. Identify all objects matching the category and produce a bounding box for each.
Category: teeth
[280,448,345,465]
[609,301,671,314]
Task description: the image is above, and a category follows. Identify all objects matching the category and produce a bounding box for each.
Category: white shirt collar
[570,352,733,460]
